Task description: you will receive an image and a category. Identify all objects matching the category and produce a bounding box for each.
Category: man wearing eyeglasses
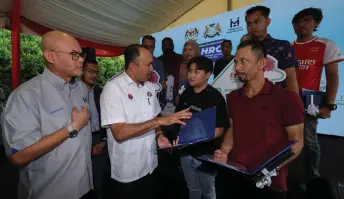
[81,47,109,199]
[1,31,95,199]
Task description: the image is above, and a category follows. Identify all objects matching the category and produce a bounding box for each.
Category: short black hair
[124,44,144,70]
[221,40,232,47]
[246,6,270,19]
[83,60,98,67]
[162,37,173,44]
[237,40,267,59]
[292,8,323,31]
[187,56,213,74]
[141,35,156,44]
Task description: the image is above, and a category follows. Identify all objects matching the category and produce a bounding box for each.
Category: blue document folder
[158,107,216,150]
[300,89,326,108]
[197,141,296,176]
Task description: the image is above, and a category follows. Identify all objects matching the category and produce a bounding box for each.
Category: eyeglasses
[48,50,86,61]
[84,69,99,76]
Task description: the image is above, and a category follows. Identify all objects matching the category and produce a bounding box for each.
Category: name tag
[50,107,64,114]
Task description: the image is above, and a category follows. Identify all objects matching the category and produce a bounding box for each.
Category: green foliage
[0,29,124,99]
[97,56,124,87]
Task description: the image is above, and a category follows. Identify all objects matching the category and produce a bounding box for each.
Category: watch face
[333,104,337,110]
[69,130,78,138]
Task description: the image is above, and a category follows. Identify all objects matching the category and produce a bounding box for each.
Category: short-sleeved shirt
[175,85,229,156]
[1,68,93,199]
[226,79,304,191]
[262,35,299,71]
[292,37,344,90]
[100,71,161,183]
[88,87,100,133]
[152,57,167,107]
[153,57,165,81]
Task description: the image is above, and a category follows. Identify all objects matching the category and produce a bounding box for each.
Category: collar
[239,79,273,97]
[294,36,318,44]
[43,68,78,91]
[123,71,144,87]
[261,34,275,44]
[88,86,94,93]
[191,84,210,95]
[123,71,134,85]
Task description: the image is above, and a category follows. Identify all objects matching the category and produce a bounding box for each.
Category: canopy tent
[1,0,203,89]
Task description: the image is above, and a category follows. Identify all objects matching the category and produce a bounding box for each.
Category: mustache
[235,72,248,83]
[235,72,247,76]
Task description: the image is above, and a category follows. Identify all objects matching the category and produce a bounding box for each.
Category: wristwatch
[321,104,337,111]
[67,124,79,138]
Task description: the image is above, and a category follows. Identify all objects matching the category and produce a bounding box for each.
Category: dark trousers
[92,154,110,199]
[105,173,154,199]
[217,170,286,199]
[80,190,96,199]
[303,115,320,180]
[91,133,110,199]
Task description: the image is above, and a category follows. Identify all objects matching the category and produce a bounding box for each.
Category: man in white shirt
[100,44,191,199]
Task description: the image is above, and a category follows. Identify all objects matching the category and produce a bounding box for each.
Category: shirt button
[144,112,146,115]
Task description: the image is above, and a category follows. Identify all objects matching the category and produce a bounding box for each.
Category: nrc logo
[230,17,240,28]
[201,45,221,55]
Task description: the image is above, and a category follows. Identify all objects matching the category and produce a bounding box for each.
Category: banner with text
[151,0,344,137]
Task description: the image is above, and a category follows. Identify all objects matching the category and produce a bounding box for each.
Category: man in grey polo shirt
[1,31,94,199]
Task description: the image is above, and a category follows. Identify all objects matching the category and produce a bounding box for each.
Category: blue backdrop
[150,0,344,137]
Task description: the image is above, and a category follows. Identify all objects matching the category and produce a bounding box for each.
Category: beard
[236,72,248,83]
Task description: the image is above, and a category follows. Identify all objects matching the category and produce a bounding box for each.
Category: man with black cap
[81,47,109,199]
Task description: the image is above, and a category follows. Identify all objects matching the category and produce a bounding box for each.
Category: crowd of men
[1,5,343,199]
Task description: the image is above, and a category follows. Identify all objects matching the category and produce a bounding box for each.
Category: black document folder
[197,141,296,176]
[158,107,216,150]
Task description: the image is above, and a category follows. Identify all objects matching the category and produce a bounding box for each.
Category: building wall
[230,0,263,10]
[163,0,228,30]
[162,0,264,31]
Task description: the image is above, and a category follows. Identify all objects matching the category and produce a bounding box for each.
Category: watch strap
[321,104,337,110]
[67,124,78,138]
[67,124,75,133]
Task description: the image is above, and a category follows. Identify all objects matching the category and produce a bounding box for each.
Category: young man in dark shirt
[245,6,299,94]
[213,40,234,79]
[176,56,229,199]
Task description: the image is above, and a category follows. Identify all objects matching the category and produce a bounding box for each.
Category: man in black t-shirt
[213,40,234,79]
[175,56,229,199]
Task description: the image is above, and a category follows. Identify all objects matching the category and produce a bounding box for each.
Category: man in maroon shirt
[214,40,304,199]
